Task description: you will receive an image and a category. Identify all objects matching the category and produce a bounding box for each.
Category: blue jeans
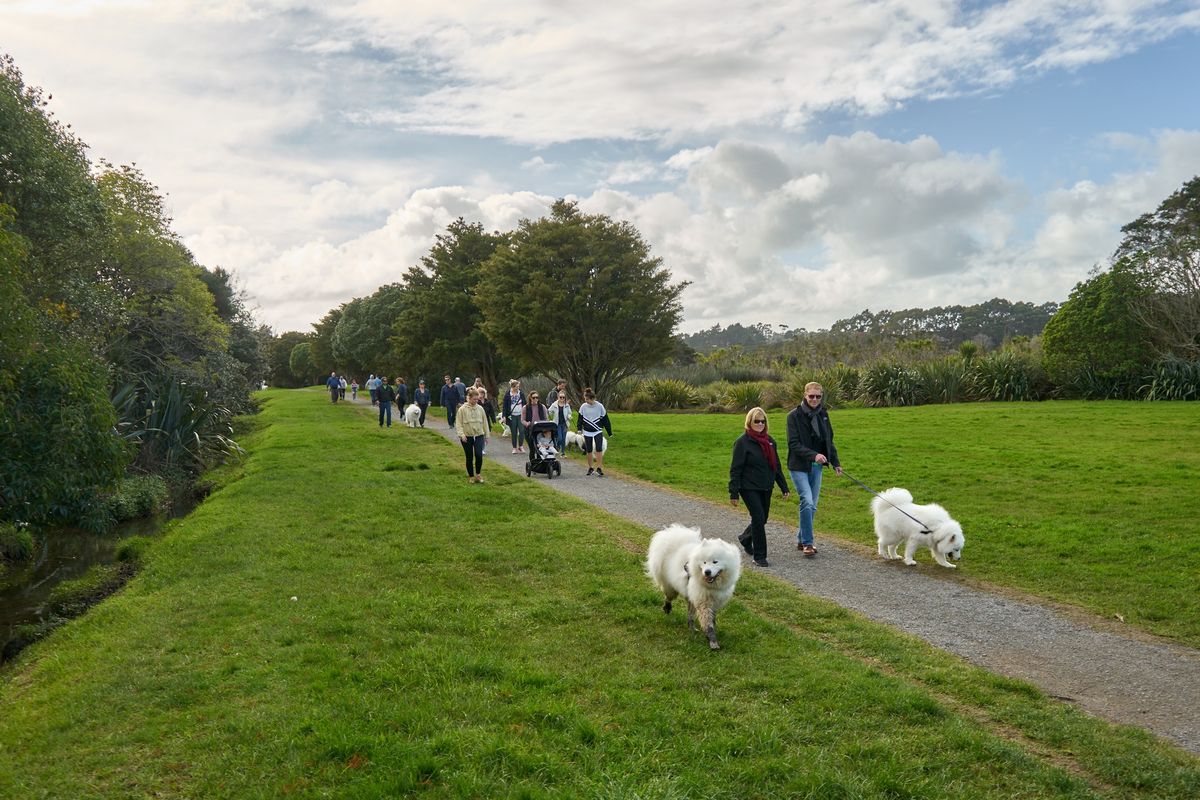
[378,402,392,427]
[789,465,823,546]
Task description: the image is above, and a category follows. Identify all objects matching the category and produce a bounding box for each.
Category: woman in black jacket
[729,407,790,567]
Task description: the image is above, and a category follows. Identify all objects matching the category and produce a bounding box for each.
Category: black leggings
[461,435,485,477]
[418,404,428,426]
[739,489,773,560]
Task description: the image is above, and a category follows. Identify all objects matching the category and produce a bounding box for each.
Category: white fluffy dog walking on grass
[645,524,742,650]
[403,403,421,427]
[872,488,965,568]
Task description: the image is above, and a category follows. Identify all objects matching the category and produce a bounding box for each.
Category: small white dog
[645,524,742,650]
[565,431,606,452]
[872,488,965,568]
[403,403,421,427]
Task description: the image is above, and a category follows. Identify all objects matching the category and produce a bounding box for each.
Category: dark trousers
[378,403,392,427]
[738,489,773,560]
[447,404,458,427]
[329,388,339,403]
[461,435,485,476]
[418,404,428,426]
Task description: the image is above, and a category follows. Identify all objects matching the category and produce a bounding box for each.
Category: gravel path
[403,406,1200,753]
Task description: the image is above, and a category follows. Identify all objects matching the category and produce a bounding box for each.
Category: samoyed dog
[872,488,965,568]
[645,524,742,650]
[565,431,606,452]
[403,403,421,427]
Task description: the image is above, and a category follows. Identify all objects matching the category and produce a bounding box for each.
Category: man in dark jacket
[326,372,340,403]
[377,377,396,427]
[786,382,842,557]
[440,375,459,428]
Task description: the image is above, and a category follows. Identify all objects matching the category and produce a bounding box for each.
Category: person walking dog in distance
[786,381,842,557]
[456,387,490,483]
[413,379,431,427]
[729,407,790,568]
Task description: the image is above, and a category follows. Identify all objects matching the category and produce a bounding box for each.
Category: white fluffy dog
[403,403,421,427]
[645,524,742,650]
[872,488,965,568]
[565,431,606,452]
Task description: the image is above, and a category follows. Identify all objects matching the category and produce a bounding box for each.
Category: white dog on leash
[872,487,965,568]
[645,524,742,650]
[565,431,605,452]
[403,403,421,427]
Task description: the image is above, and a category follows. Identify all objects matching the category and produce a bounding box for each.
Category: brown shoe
[802,545,817,557]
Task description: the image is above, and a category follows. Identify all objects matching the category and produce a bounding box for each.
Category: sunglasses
[806,394,823,399]
[751,418,766,424]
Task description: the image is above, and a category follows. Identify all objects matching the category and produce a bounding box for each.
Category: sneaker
[513,448,519,454]
[587,468,594,476]
[753,558,770,567]
[596,468,604,477]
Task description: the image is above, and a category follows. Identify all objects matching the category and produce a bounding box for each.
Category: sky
[5,0,1200,335]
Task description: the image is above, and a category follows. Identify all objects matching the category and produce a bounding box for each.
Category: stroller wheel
[555,463,562,475]
[547,464,555,479]
[525,463,531,477]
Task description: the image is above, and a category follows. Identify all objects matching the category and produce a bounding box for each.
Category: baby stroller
[525,420,562,479]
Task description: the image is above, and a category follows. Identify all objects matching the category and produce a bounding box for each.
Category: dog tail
[871,487,913,514]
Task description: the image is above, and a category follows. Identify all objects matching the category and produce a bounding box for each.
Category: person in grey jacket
[729,407,790,567]
[786,382,842,557]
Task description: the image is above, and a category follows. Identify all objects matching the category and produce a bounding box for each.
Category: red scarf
[746,426,778,471]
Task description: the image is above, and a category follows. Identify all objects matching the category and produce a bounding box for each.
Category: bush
[915,357,972,404]
[724,381,768,412]
[640,378,699,409]
[0,522,34,561]
[1140,356,1200,401]
[971,351,1048,401]
[112,378,244,474]
[860,363,921,407]
[105,475,170,522]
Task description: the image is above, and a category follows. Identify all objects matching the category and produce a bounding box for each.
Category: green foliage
[289,341,315,385]
[267,331,311,387]
[971,350,1047,401]
[0,522,34,561]
[332,283,408,378]
[914,357,973,403]
[1042,268,1154,389]
[724,380,768,411]
[113,378,243,474]
[477,200,687,402]
[116,535,153,564]
[860,362,921,407]
[639,378,698,409]
[105,475,170,522]
[393,220,513,395]
[1140,356,1200,401]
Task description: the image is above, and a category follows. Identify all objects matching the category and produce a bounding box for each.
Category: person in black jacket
[729,407,790,567]
[786,382,842,557]
[377,377,396,427]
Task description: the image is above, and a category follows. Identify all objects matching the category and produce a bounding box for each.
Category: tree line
[270,201,688,403]
[1,54,266,532]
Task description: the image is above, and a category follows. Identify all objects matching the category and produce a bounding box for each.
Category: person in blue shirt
[326,372,340,403]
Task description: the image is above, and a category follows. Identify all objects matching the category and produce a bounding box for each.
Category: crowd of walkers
[326,369,841,570]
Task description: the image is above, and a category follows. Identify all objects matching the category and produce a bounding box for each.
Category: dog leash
[839,468,933,533]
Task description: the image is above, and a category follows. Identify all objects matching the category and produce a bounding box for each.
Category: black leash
[839,468,933,533]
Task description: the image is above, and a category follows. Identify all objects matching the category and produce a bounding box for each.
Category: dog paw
[942,563,957,569]
[709,641,721,650]
[903,559,917,566]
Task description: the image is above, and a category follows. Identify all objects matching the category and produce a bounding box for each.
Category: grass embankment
[1,390,1197,798]
[609,403,1200,646]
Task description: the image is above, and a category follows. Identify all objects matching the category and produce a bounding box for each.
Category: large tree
[266,331,311,387]
[332,283,408,379]
[392,219,513,396]
[1113,175,1200,359]
[476,200,687,401]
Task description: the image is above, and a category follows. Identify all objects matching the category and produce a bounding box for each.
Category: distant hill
[681,298,1058,353]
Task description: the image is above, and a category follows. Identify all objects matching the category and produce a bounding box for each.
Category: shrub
[860,363,921,407]
[1140,356,1200,401]
[105,475,170,522]
[724,381,768,412]
[971,350,1048,401]
[113,378,244,473]
[915,357,972,404]
[0,522,34,561]
[640,378,699,409]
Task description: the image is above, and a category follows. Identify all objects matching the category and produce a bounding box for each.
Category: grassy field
[1,390,1197,798]
[606,402,1200,646]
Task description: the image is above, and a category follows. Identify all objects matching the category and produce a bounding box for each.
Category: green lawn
[1,390,1197,798]
[607,402,1200,646]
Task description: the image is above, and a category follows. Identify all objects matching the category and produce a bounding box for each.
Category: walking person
[478,388,496,454]
[350,378,358,401]
[786,382,842,557]
[413,379,431,427]
[440,375,460,428]
[326,372,340,403]
[368,374,378,406]
[502,379,526,453]
[377,377,395,427]
[456,387,490,483]
[576,387,612,476]
[548,390,572,452]
[394,376,408,412]
[546,378,568,405]
[521,390,549,444]
[338,376,347,400]
[730,407,790,568]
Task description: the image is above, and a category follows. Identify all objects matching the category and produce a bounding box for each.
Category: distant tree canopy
[829,298,1059,346]
[332,283,408,379]
[476,200,687,401]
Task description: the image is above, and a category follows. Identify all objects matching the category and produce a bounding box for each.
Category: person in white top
[576,387,612,477]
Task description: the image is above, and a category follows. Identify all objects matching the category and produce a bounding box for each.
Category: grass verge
[1,389,1196,798]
